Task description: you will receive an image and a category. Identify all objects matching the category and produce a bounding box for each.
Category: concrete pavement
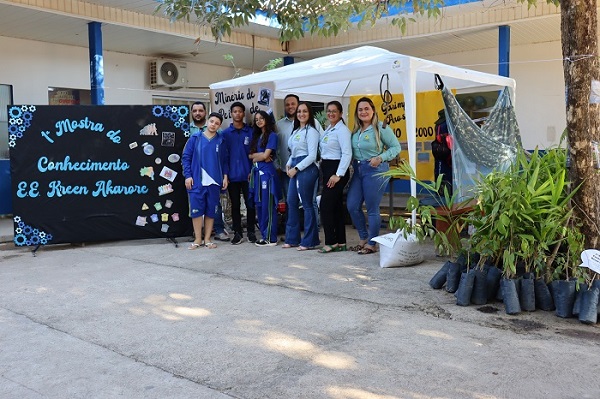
[1,228,599,399]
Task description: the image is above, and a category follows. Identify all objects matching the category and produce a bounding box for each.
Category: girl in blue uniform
[249,111,280,246]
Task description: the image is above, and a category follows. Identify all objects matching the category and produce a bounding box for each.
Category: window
[48,87,91,105]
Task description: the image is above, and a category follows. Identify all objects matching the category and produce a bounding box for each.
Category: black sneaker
[255,239,277,247]
[231,233,244,245]
[247,233,257,243]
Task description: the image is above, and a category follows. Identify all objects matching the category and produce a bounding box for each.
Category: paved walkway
[1,226,599,399]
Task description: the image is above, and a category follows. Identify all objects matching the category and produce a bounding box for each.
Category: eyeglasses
[326,110,339,114]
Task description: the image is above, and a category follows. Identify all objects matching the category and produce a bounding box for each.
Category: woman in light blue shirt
[318,101,352,253]
[347,97,401,255]
[283,102,320,250]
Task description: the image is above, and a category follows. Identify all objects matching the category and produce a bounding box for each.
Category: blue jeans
[279,172,290,202]
[347,160,390,246]
[213,201,225,234]
[285,158,320,247]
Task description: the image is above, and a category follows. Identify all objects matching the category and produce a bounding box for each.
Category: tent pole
[399,67,418,226]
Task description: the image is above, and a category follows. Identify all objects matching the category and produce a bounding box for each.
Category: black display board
[8,105,193,246]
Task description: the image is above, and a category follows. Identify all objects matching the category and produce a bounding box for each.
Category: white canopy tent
[210,46,516,199]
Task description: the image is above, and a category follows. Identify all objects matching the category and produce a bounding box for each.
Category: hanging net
[441,86,522,201]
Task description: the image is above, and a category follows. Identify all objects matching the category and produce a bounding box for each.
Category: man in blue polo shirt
[222,102,257,244]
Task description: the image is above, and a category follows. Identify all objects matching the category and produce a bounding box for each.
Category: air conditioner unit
[150,60,188,89]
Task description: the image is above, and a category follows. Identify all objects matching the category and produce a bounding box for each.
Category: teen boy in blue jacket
[182,112,229,249]
[222,102,257,245]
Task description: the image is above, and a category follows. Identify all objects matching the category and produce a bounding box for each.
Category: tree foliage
[156,0,600,248]
[155,0,442,42]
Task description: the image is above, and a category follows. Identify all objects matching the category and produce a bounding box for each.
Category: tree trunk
[562,0,600,248]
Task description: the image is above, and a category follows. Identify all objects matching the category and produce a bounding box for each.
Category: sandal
[350,241,367,252]
[204,242,217,249]
[335,244,347,252]
[357,246,377,255]
[281,243,298,248]
[297,246,318,251]
[188,242,202,250]
[318,245,337,253]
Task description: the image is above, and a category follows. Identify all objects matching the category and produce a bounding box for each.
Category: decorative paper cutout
[161,224,169,233]
[158,183,173,196]
[142,142,154,155]
[150,214,159,223]
[161,213,169,222]
[129,142,138,149]
[159,166,177,182]
[154,202,162,211]
[140,166,154,180]
[141,203,149,210]
[167,154,180,163]
[140,123,158,136]
[171,213,179,222]
[135,216,147,226]
[161,131,175,147]
[165,200,173,208]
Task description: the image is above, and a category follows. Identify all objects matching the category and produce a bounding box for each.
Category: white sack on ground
[372,229,423,268]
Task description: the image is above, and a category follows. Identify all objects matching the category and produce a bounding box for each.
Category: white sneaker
[214,232,230,241]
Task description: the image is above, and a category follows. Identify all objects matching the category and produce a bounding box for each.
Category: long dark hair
[250,110,276,153]
[292,102,316,131]
[326,100,345,126]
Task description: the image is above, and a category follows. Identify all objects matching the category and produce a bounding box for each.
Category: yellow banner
[349,91,445,181]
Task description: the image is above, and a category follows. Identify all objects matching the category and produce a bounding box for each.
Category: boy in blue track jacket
[182,112,229,249]
[222,102,257,245]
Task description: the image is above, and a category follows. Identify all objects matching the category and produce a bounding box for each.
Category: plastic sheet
[441,87,522,201]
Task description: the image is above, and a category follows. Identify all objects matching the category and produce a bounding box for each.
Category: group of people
[181,94,401,255]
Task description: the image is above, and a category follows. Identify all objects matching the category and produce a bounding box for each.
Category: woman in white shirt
[283,102,321,250]
[318,101,352,253]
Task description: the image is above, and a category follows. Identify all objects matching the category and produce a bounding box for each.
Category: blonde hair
[353,97,382,152]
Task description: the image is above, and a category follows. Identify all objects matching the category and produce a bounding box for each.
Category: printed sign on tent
[210,82,276,126]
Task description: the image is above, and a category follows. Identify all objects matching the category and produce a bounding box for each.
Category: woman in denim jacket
[347,97,401,255]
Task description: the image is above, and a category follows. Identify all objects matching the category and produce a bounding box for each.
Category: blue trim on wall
[88,22,105,105]
[349,0,482,22]
[498,25,510,77]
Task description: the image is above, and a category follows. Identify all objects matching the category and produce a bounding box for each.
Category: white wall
[1,35,566,149]
[0,36,236,105]
[430,40,566,150]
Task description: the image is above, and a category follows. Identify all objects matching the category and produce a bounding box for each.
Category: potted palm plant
[467,147,584,315]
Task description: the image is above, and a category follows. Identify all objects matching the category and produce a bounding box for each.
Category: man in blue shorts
[189,101,230,242]
[182,112,229,249]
